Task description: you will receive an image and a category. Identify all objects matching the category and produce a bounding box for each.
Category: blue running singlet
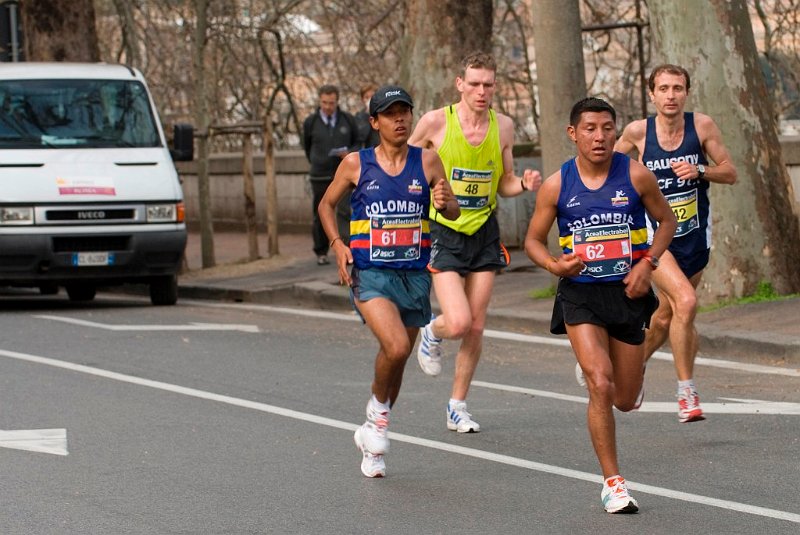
[349,146,431,270]
[556,152,650,284]
[641,112,710,262]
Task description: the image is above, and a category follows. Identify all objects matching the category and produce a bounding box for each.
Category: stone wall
[177,137,800,245]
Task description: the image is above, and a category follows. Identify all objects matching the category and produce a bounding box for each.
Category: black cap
[369,85,414,116]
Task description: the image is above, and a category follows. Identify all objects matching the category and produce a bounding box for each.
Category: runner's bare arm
[319,152,360,284]
[524,172,584,277]
[496,113,543,197]
[614,119,646,157]
[408,109,444,150]
[623,160,677,298]
[695,113,737,185]
[422,149,460,220]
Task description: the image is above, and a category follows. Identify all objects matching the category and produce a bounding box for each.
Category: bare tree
[494,0,539,141]
[400,0,493,115]
[20,0,101,61]
[751,0,800,125]
[530,0,586,177]
[649,0,800,300]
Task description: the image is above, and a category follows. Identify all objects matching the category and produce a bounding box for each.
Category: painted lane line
[34,315,259,333]
[0,428,68,456]
[1,348,798,524]
[472,380,800,415]
[176,300,800,378]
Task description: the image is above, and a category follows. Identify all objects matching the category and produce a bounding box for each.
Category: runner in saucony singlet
[318,86,459,478]
[615,64,737,423]
[525,97,676,513]
[408,52,542,433]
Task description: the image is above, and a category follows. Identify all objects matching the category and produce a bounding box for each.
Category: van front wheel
[150,275,178,306]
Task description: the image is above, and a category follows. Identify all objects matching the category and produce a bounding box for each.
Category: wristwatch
[696,164,706,179]
[643,254,660,270]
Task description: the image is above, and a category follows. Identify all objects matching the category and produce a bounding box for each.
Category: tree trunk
[400,0,493,115]
[649,0,800,301]
[192,0,215,268]
[111,0,140,67]
[20,0,100,62]
[530,0,586,177]
[530,0,586,259]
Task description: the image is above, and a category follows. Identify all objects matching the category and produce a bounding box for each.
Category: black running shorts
[428,213,509,276]
[550,278,659,345]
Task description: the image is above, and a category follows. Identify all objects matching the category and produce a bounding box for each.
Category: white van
[0,62,193,305]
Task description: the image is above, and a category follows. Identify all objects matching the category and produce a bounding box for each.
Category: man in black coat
[302,84,359,265]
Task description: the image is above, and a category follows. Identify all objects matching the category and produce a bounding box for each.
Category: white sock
[678,379,696,393]
[449,398,465,408]
[370,395,391,413]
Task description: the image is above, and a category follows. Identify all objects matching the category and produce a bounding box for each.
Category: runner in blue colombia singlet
[556,152,650,284]
[641,112,710,263]
[349,145,431,270]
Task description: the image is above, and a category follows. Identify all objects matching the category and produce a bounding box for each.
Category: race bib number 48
[572,223,632,278]
[369,214,422,262]
[450,167,492,209]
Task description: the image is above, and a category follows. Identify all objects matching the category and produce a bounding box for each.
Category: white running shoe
[678,387,706,423]
[417,320,443,376]
[354,427,386,478]
[357,404,390,454]
[601,475,639,514]
[575,362,586,387]
[446,401,480,433]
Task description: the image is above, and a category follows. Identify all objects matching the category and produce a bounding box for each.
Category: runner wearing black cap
[318,85,459,477]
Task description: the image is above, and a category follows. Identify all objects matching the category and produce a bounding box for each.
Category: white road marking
[34,314,259,333]
[473,380,800,415]
[1,347,798,524]
[0,428,68,456]
[175,300,800,378]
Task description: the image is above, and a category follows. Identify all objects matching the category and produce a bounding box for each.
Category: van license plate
[72,252,114,266]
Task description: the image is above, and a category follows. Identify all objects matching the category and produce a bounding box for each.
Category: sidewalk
[178,230,800,366]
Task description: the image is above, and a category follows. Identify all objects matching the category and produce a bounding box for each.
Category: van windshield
[0,79,161,149]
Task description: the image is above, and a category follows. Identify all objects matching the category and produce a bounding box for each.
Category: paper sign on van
[56,176,116,196]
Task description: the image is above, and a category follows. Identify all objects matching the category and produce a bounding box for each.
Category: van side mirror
[170,123,194,161]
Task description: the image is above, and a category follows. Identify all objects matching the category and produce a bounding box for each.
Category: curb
[177,281,800,367]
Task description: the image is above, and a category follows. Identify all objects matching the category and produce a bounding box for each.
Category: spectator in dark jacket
[302,84,359,264]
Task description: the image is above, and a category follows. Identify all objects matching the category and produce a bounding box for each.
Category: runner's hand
[522,169,543,192]
[552,252,584,277]
[622,261,652,299]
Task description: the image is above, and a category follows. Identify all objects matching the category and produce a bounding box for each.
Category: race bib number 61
[369,214,422,262]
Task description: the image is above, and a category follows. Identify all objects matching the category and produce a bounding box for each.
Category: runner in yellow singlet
[408,52,542,433]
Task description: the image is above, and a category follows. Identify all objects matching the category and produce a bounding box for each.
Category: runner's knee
[382,338,412,362]
[672,288,697,321]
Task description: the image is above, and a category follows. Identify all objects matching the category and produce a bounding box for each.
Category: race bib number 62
[572,223,632,278]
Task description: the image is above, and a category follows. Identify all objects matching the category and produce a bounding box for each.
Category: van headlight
[146,203,184,223]
[0,206,34,225]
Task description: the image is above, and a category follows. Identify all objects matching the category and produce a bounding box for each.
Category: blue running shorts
[350,267,432,328]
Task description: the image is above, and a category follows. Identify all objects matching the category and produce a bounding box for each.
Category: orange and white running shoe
[678,387,706,423]
[601,475,639,514]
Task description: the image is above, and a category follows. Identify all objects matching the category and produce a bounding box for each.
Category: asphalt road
[1,291,798,534]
